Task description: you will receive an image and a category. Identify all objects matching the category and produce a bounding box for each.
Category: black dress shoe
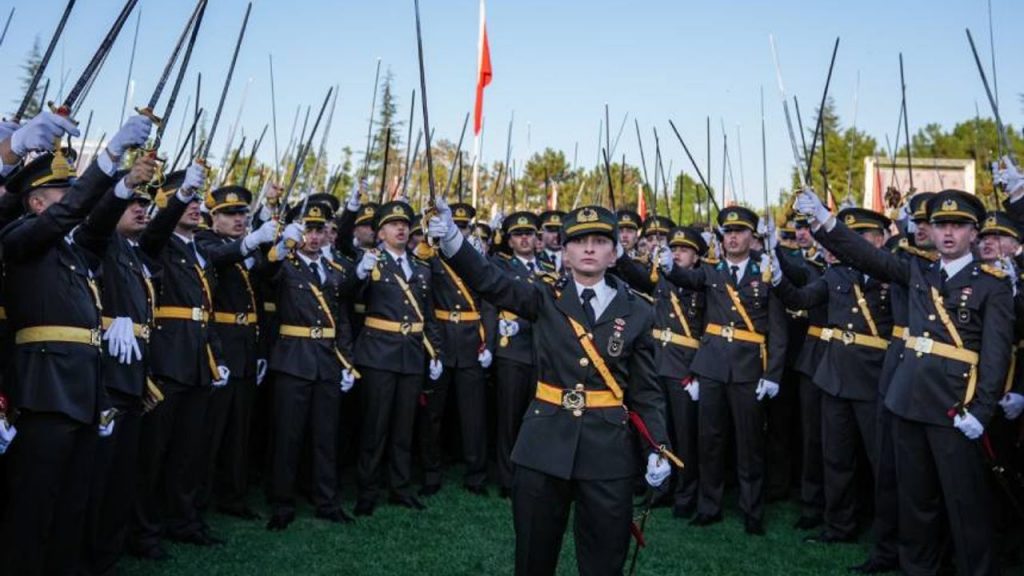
[353,499,376,517]
[744,517,765,536]
[672,503,696,519]
[219,505,262,520]
[464,484,488,497]
[418,484,441,497]
[266,512,295,531]
[804,530,855,544]
[793,515,823,530]
[315,509,355,524]
[689,513,723,527]
[389,493,426,511]
[848,558,899,573]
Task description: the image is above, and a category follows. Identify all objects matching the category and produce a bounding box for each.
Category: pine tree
[14,37,44,117]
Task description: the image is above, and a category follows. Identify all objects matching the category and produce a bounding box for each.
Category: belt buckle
[562,384,586,417]
[820,328,834,341]
[310,326,324,339]
[400,322,412,335]
[138,325,151,341]
[90,329,102,347]
[235,312,248,325]
[841,330,856,345]
[450,311,460,324]
[191,308,203,322]
[914,337,934,355]
[720,325,734,342]
[659,329,672,345]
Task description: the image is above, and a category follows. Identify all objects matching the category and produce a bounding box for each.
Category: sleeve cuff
[113,179,134,200]
[97,150,118,177]
[440,233,464,258]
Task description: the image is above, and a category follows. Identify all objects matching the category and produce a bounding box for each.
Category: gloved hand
[615,242,625,259]
[898,200,914,223]
[498,318,519,338]
[994,156,1024,200]
[106,115,153,160]
[999,392,1024,420]
[242,219,278,253]
[953,411,984,439]
[212,365,230,388]
[98,409,116,438]
[356,250,379,280]
[468,233,485,254]
[768,252,783,286]
[0,418,16,455]
[340,369,356,393]
[685,378,700,402]
[0,120,20,142]
[795,188,831,225]
[489,211,504,231]
[659,246,674,272]
[996,256,1019,296]
[346,180,364,211]
[645,453,671,488]
[102,317,142,365]
[256,358,268,386]
[478,348,493,368]
[179,161,207,197]
[9,111,80,157]
[755,378,780,401]
[428,197,461,254]
[429,359,443,381]
[762,215,778,252]
[281,222,304,247]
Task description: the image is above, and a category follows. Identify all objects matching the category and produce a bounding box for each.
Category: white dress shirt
[940,252,974,281]
[724,257,750,284]
[384,246,412,280]
[297,251,326,284]
[574,278,615,322]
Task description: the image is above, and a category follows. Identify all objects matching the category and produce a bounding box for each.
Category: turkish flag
[474,0,492,135]
[637,184,647,220]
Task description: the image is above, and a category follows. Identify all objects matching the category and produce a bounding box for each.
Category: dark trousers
[766,367,800,499]
[199,374,257,512]
[697,378,765,521]
[495,358,535,490]
[797,373,824,520]
[1,411,96,576]
[893,416,995,576]
[869,401,899,565]
[419,364,488,488]
[131,383,210,551]
[81,391,142,576]
[512,466,633,576]
[821,392,877,538]
[269,372,340,515]
[357,367,421,502]
[664,376,699,510]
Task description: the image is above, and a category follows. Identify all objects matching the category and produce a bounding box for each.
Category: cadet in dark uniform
[617,226,707,519]
[0,114,153,575]
[429,201,674,576]
[195,186,277,520]
[419,202,494,496]
[488,211,544,498]
[616,209,641,255]
[264,201,358,530]
[537,210,565,273]
[659,206,788,535]
[351,200,442,515]
[771,207,894,544]
[798,188,1012,576]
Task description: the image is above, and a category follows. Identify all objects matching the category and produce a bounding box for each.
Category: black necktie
[581,288,597,326]
[309,261,322,286]
[396,256,408,280]
[730,265,740,285]
[526,261,535,273]
[940,268,948,290]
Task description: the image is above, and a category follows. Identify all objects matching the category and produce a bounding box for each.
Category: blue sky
[1,0,1021,207]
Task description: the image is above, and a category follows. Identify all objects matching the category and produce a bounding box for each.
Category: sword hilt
[134,106,163,127]
[47,101,77,124]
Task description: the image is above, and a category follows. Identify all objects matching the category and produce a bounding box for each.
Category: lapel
[943,258,976,294]
[738,258,759,289]
[555,280,590,328]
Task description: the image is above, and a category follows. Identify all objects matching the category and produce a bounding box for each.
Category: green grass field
[119,469,871,576]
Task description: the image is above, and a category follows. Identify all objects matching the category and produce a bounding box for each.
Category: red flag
[636,184,647,220]
[473,0,492,135]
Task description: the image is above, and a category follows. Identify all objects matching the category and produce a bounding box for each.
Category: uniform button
[669,313,676,318]
[923,331,930,338]
[534,409,540,415]
[730,306,737,311]
[851,307,859,313]
[403,315,409,320]
[579,358,589,367]
[403,300,409,305]
[928,314,936,321]
[847,324,853,329]
[455,304,462,310]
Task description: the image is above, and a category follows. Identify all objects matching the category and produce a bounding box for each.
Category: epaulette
[705,256,720,266]
[539,272,559,285]
[630,288,654,304]
[498,252,511,260]
[979,263,1007,279]
[897,238,939,262]
[327,259,346,273]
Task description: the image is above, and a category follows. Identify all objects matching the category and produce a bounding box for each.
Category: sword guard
[134,106,163,126]
[47,101,76,124]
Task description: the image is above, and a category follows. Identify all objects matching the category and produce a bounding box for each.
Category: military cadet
[351,200,443,515]
[616,209,641,255]
[0,113,153,575]
[131,161,230,557]
[798,188,1012,576]
[474,221,493,256]
[616,226,707,519]
[428,200,673,576]
[418,201,494,496]
[537,209,565,273]
[195,186,277,521]
[641,214,674,250]
[770,207,895,544]
[264,200,358,530]
[659,206,788,535]
[488,211,544,499]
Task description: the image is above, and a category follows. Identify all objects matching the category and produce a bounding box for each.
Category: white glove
[0,120,19,142]
[768,252,782,286]
[616,242,625,259]
[994,156,1024,199]
[340,369,356,393]
[180,161,208,195]
[489,211,504,231]
[645,453,671,488]
[242,219,277,253]
[98,409,116,438]
[478,348,493,368]
[346,180,363,211]
[686,378,700,402]
[102,317,142,365]
[468,233,485,255]
[755,378,780,401]
[953,411,984,440]
[9,111,80,157]
[659,246,674,272]
[996,256,1019,296]
[356,250,379,280]
[906,217,918,235]
[763,215,778,252]
[428,197,462,255]
[898,200,913,223]
[106,115,153,160]
[212,365,230,388]
[795,188,830,224]
[0,418,16,455]
[256,358,268,386]
[281,222,304,247]
[429,359,443,381]
[498,318,519,338]
[999,392,1024,420]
